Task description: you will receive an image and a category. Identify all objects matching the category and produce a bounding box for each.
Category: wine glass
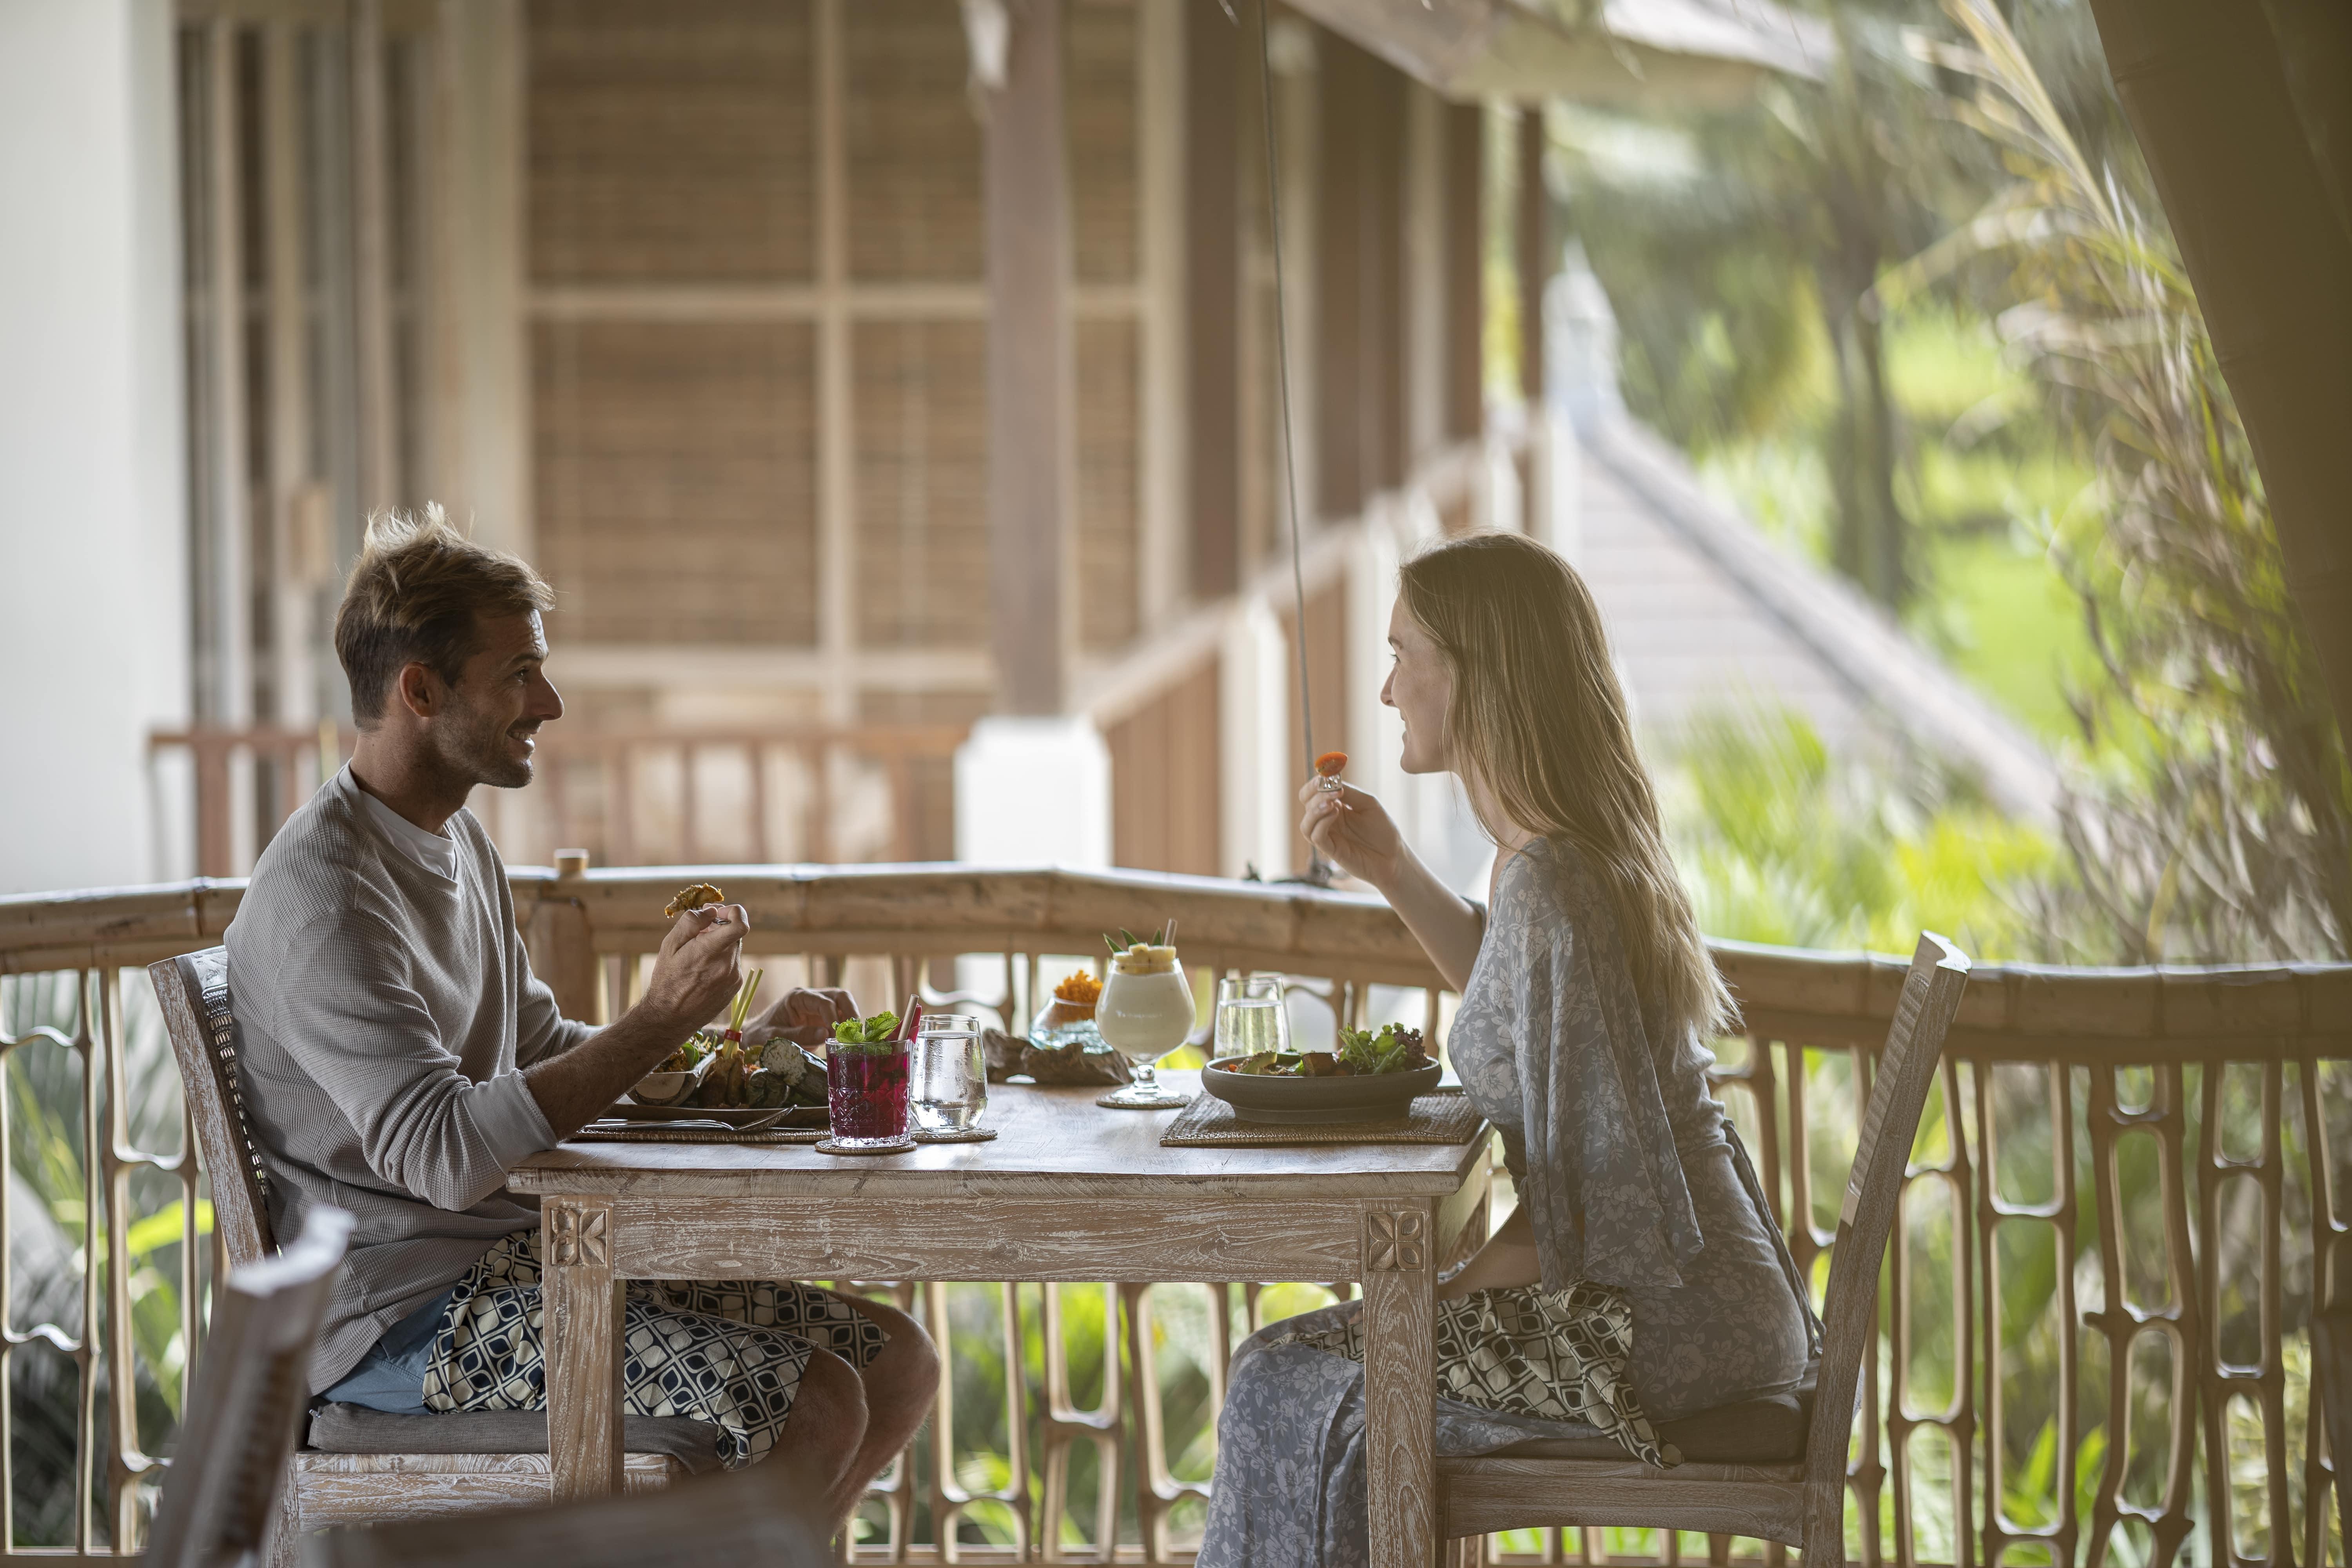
[1213,975,1288,1062]
[1096,950,1196,1109]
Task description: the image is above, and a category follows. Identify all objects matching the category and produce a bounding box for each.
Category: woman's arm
[1438,1204,1541,1300]
[1299,779,1485,991]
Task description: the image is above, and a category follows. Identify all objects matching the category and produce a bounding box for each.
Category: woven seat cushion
[307,1403,724,1475]
[1493,1365,1815,1465]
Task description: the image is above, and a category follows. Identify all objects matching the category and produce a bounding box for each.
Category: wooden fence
[0,866,2343,1564]
[148,724,969,877]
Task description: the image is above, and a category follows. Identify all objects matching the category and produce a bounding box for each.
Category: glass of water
[911,1013,986,1132]
[1213,975,1288,1061]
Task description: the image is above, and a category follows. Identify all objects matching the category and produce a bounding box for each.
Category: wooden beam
[1184,0,1241,601]
[986,0,1073,714]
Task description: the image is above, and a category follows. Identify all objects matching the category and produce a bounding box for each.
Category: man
[226,507,935,1529]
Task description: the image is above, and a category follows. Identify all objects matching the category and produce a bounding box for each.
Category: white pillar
[0,0,189,894]
[1217,601,1292,880]
[952,717,1112,868]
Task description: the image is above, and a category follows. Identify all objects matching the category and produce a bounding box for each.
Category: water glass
[827,1038,912,1149]
[912,1013,986,1132]
[1214,975,1289,1061]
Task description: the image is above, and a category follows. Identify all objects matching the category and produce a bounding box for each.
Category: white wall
[0,0,189,895]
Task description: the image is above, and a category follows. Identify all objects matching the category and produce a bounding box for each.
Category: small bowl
[1201,1057,1443,1124]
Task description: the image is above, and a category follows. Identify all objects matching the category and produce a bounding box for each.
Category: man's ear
[394,661,443,719]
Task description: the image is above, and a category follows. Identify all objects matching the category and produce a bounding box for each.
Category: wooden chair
[147,1203,354,1568]
[1436,931,1971,1566]
[151,950,710,1568]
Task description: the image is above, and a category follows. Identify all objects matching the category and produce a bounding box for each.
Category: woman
[1196,533,1815,1568]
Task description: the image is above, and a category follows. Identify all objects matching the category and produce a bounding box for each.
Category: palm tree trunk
[2085,0,2352,740]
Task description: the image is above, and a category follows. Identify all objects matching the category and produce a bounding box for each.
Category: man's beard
[436,704,537,791]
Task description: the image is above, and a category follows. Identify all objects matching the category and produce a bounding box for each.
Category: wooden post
[1316,37,1366,523]
[526,850,599,1021]
[1515,107,1546,408]
[1185,0,1241,600]
[986,0,1073,715]
[1361,1200,1438,1568]
[1441,102,1484,445]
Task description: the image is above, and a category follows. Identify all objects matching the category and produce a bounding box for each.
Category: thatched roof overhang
[1278,0,1830,107]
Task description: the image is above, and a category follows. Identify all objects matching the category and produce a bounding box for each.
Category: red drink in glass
[827,1044,912,1147]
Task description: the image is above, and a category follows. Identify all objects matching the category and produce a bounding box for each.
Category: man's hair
[334,505,555,726]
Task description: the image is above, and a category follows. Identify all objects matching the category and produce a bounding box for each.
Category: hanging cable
[1250,0,1333,887]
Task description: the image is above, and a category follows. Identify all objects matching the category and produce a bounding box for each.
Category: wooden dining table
[506,1073,1491,1567]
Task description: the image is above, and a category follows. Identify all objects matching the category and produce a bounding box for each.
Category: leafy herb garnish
[830,1011,901,1052]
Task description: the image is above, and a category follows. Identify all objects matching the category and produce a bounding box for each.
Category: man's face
[426,611,562,789]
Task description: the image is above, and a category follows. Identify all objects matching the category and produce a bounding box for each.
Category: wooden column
[1315,39,1365,522]
[1515,106,1546,407]
[351,0,398,511]
[1441,102,1484,444]
[987,0,1073,715]
[1365,61,1407,494]
[1185,0,1241,601]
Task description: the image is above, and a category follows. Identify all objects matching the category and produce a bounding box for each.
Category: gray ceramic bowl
[1201,1057,1443,1124]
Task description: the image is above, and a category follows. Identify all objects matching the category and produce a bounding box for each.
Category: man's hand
[639,904,750,1035]
[522,904,749,1139]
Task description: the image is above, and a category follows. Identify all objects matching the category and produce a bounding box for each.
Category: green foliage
[1664,704,2061,959]
[1887,0,2352,961]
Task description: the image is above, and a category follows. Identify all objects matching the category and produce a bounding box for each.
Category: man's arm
[521,903,750,1137]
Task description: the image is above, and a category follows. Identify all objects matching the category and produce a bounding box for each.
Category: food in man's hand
[664,882,725,919]
[1223,1022,1429,1077]
[1315,751,1348,789]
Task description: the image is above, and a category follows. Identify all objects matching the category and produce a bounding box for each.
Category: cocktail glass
[1096,953,1196,1109]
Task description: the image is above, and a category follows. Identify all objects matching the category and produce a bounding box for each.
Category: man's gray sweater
[225,766,590,1391]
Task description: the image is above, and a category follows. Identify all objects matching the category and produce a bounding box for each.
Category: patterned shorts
[1271,1281,1678,1466]
[419,1231,889,1468]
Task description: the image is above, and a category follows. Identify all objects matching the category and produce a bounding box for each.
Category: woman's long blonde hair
[1399,532,1734,1042]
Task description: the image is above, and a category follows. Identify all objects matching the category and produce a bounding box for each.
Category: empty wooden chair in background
[298,1455,829,1568]
[147,1205,354,1568]
[150,949,717,1568]
[1436,931,1972,1567]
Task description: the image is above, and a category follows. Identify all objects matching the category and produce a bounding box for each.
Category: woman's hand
[1298,778,1405,891]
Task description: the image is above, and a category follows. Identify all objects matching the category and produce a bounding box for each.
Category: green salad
[1222,1023,1431,1078]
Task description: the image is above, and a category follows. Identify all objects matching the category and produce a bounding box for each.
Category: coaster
[1095,1091,1192,1110]
[913,1125,998,1143]
[815,1136,918,1157]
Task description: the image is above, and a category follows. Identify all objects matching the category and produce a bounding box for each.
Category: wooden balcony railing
[148,724,970,878]
[0,866,2343,1564]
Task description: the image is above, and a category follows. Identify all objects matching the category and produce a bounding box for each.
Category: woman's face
[1383,599,1454,775]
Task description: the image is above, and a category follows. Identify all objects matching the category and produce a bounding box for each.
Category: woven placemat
[1160,1090,1486,1147]
[568,1124,827,1146]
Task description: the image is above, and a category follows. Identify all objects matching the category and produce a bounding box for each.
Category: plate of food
[628,953,833,1127]
[1202,1023,1441,1123]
